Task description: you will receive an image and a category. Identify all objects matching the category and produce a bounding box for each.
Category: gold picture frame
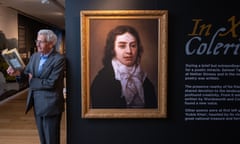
[81,10,168,118]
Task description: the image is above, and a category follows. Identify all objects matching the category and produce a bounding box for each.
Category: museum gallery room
[0,0,240,144]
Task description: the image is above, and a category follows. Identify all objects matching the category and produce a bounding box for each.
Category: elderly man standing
[7,29,65,144]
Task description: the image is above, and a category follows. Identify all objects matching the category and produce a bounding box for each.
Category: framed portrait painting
[81,10,168,118]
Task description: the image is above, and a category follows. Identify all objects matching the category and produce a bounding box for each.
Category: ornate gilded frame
[81,10,168,118]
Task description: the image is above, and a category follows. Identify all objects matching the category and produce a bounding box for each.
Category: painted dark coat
[91,64,157,108]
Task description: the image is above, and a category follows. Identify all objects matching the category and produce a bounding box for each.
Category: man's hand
[28,73,32,81]
[6,66,20,76]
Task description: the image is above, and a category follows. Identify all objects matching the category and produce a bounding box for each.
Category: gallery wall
[65,0,240,144]
[0,6,18,39]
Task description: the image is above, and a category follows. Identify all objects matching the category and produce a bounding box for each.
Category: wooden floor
[0,89,66,144]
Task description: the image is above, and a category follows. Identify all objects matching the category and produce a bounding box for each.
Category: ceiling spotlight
[41,0,50,4]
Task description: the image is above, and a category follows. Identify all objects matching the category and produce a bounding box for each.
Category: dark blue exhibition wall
[65,0,240,144]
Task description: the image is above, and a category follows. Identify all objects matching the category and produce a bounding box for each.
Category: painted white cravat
[112,59,146,108]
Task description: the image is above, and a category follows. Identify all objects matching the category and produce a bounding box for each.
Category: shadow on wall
[0,30,26,101]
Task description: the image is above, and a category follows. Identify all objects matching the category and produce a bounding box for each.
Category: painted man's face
[114,32,138,66]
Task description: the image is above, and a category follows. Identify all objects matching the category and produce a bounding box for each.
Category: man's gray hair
[38,29,57,45]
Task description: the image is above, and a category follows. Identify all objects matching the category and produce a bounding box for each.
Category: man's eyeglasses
[35,40,47,44]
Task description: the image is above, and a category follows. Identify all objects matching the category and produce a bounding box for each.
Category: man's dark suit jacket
[91,64,157,108]
[17,50,65,116]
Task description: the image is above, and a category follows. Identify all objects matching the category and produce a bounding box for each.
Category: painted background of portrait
[90,19,158,94]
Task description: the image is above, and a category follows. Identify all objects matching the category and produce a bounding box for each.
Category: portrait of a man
[90,23,158,109]
[81,10,167,118]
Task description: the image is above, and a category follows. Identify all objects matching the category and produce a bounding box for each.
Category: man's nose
[125,46,132,53]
